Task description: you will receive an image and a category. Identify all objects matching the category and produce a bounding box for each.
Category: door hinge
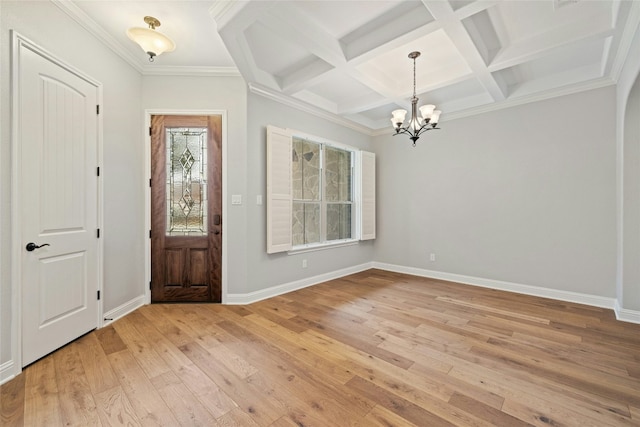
[97,229,100,238]
[97,290,101,300]
[149,229,152,238]
[149,126,152,136]
[96,105,100,115]
[97,166,100,176]
[149,178,152,187]
[149,281,152,290]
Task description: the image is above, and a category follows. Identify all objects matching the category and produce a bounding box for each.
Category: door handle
[26,242,50,252]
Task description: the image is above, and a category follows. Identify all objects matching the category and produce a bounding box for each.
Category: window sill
[288,239,359,255]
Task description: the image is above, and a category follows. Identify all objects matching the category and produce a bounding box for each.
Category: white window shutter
[267,125,293,253]
[360,151,376,240]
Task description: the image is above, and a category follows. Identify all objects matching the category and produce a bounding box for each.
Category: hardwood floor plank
[126,311,196,373]
[448,364,636,425]
[112,315,172,379]
[95,325,127,355]
[346,375,456,426]
[0,369,26,426]
[179,340,285,425]
[469,340,640,407]
[3,269,639,426]
[149,371,219,426]
[448,391,531,427]
[74,332,120,395]
[216,407,261,426]
[52,344,100,426]
[172,362,237,418]
[268,415,300,427]
[212,320,371,425]
[362,405,421,427]
[22,357,63,427]
[107,349,180,425]
[94,385,141,427]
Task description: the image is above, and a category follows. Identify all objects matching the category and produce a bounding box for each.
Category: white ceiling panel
[356,30,473,97]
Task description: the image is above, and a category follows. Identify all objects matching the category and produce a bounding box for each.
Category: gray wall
[619,21,640,311]
[245,93,375,294]
[373,86,617,297]
[1,1,143,365]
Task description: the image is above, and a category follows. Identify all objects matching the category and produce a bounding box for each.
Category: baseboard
[373,262,618,310]
[102,295,146,327]
[225,262,374,305]
[615,300,640,324]
[0,360,17,386]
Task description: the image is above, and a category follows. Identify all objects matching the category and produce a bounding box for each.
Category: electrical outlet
[302,259,308,268]
[430,253,436,262]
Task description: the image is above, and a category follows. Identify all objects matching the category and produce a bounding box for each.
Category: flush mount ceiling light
[390,51,442,147]
[127,16,176,62]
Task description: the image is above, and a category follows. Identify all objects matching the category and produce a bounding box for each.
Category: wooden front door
[151,115,222,302]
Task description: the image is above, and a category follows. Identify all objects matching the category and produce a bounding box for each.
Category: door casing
[144,110,228,304]
[9,31,104,377]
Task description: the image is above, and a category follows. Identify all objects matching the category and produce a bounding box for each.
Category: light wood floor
[2,269,640,426]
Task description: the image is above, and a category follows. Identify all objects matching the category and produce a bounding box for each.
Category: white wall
[141,75,248,296]
[0,1,143,370]
[245,93,375,295]
[618,21,640,312]
[373,86,617,298]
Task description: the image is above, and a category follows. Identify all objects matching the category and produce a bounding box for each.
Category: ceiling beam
[422,0,506,102]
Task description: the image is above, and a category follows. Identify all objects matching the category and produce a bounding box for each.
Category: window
[292,138,353,246]
[267,125,375,254]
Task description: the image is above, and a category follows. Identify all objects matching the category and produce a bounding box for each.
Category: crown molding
[248,83,375,136]
[51,0,144,73]
[441,76,616,123]
[610,0,640,82]
[209,0,248,31]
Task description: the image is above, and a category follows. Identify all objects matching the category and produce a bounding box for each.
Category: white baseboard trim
[0,360,17,386]
[225,262,374,305]
[614,300,640,324]
[102,295,146,327]
[373,262,619,311]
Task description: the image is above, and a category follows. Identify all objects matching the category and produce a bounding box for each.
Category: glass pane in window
[166,127,207,236]
[293,138,320,201]
[293,201,320,245]
[325,146,352,202]
[292,138,303,200]
[326,203,352,241]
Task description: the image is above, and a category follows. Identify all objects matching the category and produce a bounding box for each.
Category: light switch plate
[231,194,242,205]
[256,195,263,205]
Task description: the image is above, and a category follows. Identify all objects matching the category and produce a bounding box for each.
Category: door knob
[26,242,50,252]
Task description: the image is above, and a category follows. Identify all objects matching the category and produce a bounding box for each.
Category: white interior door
[17,40,101,366]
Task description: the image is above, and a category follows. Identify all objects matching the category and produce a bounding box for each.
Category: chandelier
[127,16,176,62]
[390,51,441,146]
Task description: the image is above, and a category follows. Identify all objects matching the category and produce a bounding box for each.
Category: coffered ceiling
[56,0,640,133]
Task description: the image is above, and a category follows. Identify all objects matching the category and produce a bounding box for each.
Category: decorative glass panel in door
[166,127,208,236]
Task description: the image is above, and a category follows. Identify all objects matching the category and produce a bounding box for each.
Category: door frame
[144,110,228,304]
[9,31,104,377]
